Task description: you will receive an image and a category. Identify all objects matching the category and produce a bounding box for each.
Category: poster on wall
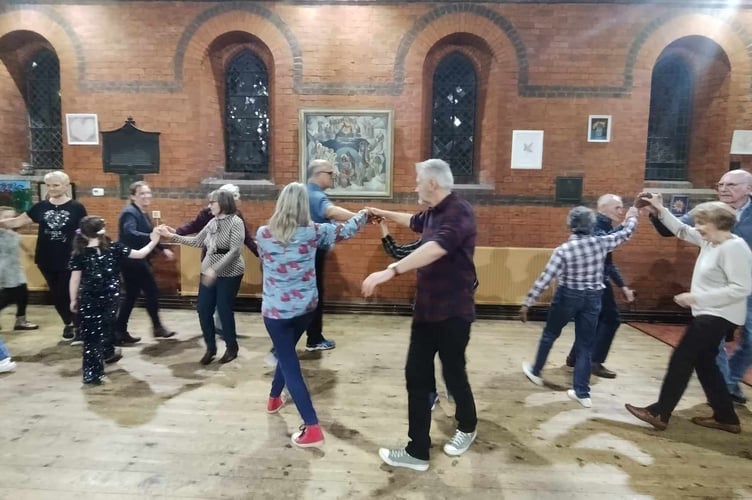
[0,179,33,213]
[730,130,752,154]
[66,113,99,145]
[299,109,393,198]
[510,130,544,170]
[669,195,689,217]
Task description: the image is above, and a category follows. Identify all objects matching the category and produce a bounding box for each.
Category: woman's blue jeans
[265,312,318,425]
[197,275,242,352]
[532,286,602,398]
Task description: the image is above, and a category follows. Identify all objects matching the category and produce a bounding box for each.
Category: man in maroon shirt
[363,158,478,472]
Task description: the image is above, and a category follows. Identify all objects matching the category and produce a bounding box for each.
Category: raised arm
[316,210,368,248]
[0,212,32,229]
[640,193,703,247]
[367,207,412,228]
[128,230,162,259]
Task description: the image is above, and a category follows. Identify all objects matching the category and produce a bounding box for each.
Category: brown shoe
[625,403,667,430]
[691,416,741,434]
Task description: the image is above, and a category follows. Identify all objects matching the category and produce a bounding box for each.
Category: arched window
[645,56,693,181]
[225,51,269,174]
[430,52,477,183]
[26,49,62,170]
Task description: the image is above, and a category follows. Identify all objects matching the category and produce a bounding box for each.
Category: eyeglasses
[716,182,741,189]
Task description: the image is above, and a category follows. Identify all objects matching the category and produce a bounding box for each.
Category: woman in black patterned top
[159,190,245,365]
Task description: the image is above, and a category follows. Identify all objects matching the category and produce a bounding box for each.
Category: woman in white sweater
[626,196,752,434]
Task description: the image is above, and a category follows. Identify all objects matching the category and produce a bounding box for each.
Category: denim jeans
[0,336,9,360]
[716,295,752,397]
[265,312,318,425]
[567,281,620,365]
[532,286,602,398]
[197,275,242,352]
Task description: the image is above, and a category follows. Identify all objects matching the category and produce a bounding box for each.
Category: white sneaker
[522,362,543,386]
[443,429,477,456]
[0,357,17,373]
[264,350,278,368]
[567,389,592,408]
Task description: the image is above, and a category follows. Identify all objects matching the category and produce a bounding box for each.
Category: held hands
[636,192,663,211]
[156,224,174,237]
[673,292,695,308]
[149,228,161,242]
[519,305,529,323]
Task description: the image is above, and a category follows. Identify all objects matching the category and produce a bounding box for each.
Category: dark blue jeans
[567,281,621,365]
[532,286,602,398]
[265,312,318,425]
[197,275,242,352]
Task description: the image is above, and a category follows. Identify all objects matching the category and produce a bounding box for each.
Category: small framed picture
[587,115,611,143]
[669,195,689,217]
[65,113,99,145]
[510,130,544,170]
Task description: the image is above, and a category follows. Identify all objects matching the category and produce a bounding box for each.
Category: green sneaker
[378,447,429,472]
[443,429,477,456]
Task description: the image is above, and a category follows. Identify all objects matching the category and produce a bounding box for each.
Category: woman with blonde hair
[0,171,87,342]
[257,182,367,448]
[626,197,752,433]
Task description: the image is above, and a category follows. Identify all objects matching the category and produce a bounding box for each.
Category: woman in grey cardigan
[626,196,752,433]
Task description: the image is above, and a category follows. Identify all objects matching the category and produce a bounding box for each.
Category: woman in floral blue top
[257,182,367,448]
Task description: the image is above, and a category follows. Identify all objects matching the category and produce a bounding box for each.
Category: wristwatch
[387,262,401,276]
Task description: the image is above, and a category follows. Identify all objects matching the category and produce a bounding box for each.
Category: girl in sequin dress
[69,216,160,385]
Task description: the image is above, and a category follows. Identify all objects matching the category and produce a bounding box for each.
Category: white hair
[415,158,453,190]
[219,183,240,200]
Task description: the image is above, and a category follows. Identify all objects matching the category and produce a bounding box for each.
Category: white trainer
[567,389,592,408]
[522,362,544,386]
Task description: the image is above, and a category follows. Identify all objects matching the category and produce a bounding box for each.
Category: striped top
[171,214,245,277]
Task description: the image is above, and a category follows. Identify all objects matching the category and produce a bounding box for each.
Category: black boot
[219,347,238,364]
[200,349,216,365]
[154,326,176,339]
[116,331,141,346]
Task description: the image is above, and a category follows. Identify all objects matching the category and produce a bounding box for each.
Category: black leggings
[0,283,30,317]
[40,268,73,325]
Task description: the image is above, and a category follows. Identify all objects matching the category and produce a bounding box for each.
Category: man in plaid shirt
[520,205,639,408]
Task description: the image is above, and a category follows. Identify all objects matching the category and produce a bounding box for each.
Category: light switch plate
[91,188,104,196]
[151,211,161,219]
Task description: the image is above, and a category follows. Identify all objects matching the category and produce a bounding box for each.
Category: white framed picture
[587,115,611,143]
[65,113,99,145]
[511,130,544,170]
[730,130,752,154]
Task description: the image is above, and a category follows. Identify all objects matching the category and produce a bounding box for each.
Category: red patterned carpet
[628,322,752,387]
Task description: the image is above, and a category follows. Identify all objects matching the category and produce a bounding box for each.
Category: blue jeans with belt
[532,286,602,398]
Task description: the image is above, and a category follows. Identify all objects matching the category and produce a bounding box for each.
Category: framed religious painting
[299,109,393,198]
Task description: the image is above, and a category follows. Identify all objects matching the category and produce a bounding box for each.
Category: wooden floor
[2,306,752,500]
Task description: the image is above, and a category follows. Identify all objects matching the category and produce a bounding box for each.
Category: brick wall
[1,1,751,312]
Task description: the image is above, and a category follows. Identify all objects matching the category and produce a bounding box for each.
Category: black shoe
[565,356,575,368]
[200,350,216,365]
[154,327,176,339]
[592,364,617,379]
[730,393,748,406]
[105,348,123,364]
[219,347,238,364]
[116,331,141,346]
[62,324,75,340]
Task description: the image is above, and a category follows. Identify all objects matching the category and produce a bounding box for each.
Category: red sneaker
[291,424,324,448]
[267,396,285,414]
